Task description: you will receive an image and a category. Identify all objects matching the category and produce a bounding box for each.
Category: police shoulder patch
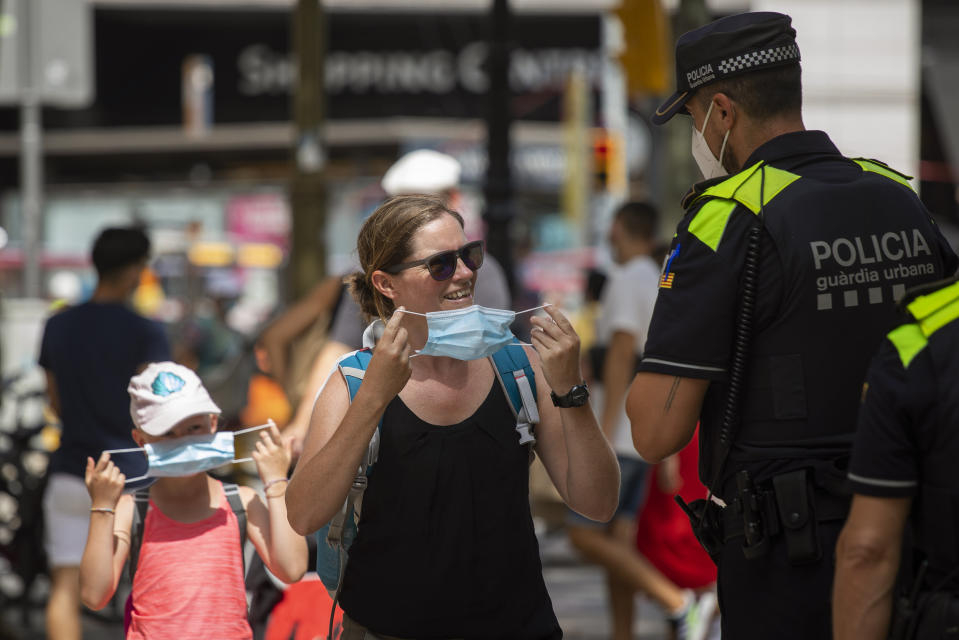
[659,244,680,289]
[688,199,737,252]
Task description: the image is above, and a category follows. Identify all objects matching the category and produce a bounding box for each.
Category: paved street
[540,527,670,640]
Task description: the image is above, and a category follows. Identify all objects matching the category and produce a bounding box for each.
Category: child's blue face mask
[396,304,547,361]
[103,423,270,484]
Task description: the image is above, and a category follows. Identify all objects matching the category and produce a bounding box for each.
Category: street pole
[19,0,42,298]
[289,0,327,301]
[660,0,710,229]
[483,0,516,297]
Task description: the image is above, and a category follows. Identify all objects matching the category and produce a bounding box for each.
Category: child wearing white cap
[79,362,307,639]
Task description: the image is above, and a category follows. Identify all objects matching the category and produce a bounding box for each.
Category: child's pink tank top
[127,482,252,640]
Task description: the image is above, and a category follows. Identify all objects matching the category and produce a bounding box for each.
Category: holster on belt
[721,466,850,566]
[773,469,821,565]
[675,495,724,567]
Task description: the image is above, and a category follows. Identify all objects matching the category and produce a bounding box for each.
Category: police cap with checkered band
[652,11,800,125]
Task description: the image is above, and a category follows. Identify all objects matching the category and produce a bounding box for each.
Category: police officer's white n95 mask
[691,100,730,180]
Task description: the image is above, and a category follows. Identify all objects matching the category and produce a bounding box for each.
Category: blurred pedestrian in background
[628,11,958,639]
[79,361,306,638]
[38,226,171,640]
[834,277,959,639]
[568,201,713,640]
[286,194,619,639]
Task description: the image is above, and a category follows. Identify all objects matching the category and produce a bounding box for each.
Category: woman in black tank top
[287,195,620,639]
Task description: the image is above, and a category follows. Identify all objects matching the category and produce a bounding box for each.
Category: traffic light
[615,0,672,97]
[593,130,610,189]
[593,128,625,193]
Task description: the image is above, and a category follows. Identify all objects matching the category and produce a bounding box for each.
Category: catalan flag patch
[659,243,680,289]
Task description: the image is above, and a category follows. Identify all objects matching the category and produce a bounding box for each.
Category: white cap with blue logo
[128,361,221,436]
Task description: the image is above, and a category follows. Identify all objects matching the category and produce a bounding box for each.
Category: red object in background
[635,430,717,590]
[226,193,292,252]
[265,578,344,640]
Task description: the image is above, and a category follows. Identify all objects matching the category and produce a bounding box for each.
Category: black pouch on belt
[772,469,821,565]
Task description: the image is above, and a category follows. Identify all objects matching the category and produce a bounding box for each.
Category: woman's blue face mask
[396,304,547,361]
[102,423,271,484]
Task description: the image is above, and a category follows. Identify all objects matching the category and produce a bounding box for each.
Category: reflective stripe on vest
[853,158,915,192]
[889,280,959,368]
[687,161,801,251]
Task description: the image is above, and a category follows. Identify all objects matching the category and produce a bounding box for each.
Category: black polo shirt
[849,284,959,575]
[638,130,958,488]
[640,130,930,380]
[849,314,959,498]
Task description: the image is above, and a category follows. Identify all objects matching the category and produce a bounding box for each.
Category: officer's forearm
[832,495,911,640]
[833,535,898,640]
[626,372,707,462]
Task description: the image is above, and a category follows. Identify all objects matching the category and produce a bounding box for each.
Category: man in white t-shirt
[595,204,661,458]
[567,202,710,640]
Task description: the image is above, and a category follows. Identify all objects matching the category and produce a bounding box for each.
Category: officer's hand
[530,305,584,395]
[85,452,125,509]
[362,307,413,405]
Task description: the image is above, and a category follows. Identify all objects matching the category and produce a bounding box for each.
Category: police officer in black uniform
[835,277,959,640]
[625,11,959,639]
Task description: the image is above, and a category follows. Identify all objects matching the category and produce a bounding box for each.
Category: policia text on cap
[625,11,958,640]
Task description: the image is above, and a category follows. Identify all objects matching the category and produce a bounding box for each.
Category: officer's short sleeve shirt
[848,336,933,498]
[638,200,762,381]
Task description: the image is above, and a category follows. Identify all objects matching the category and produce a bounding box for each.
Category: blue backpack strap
[317,348,380,634]
[336,349,380,471]
[338,349,373,403]
[490,343,539,446]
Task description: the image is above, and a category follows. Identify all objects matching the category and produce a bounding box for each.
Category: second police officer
[834,276,959,640]
[625,11,959,639]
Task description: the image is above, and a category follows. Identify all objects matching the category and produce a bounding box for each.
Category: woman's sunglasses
[385,240,485,281]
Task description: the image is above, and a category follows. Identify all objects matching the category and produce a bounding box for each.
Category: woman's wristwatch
[550,382,590,408]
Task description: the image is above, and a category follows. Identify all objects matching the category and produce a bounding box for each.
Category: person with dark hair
[626,11,958,639]
[570,201,716,639]
[286,194,619,639]
[39,226,170,640]
[90,227,152,279]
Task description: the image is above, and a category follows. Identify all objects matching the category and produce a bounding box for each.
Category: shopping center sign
[0,7,602,130]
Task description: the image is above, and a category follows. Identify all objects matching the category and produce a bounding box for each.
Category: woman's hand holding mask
[529,305,583,394]
[363,307,413,405]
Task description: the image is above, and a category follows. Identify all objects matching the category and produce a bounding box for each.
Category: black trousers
[718,519,843,639]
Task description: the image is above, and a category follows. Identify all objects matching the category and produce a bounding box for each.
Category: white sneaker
[673,590,718,640]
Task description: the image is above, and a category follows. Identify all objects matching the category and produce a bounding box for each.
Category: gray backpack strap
[326,470,368,639]
[128,488,151,583]
[221,481,248,576]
